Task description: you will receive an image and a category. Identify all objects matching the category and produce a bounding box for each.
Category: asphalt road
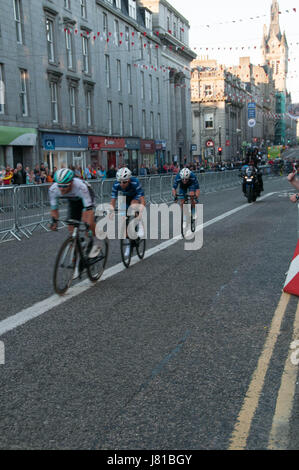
[0,173,298,451]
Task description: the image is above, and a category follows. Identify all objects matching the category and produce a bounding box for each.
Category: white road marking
[0,192,275,337]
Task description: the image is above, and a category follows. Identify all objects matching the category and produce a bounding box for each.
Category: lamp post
[218,126,222,162]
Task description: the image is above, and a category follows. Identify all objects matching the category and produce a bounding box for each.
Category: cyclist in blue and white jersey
[49,168,102,259]
[172,168,200,207]
[110,167,146,240]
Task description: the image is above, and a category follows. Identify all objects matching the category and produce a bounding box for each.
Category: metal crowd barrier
[0,168,283,243]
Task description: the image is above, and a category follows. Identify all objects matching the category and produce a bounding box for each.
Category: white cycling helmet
[116,167,132,182]
[180,168,191,180]
[54,168,74,185]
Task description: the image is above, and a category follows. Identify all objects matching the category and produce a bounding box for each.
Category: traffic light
[218,147,222,156]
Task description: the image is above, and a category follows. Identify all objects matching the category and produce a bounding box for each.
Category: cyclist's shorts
[67,199,84,221]
[118,195,143,214]
[177,187,197,199]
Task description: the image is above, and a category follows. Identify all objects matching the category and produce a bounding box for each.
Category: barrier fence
[0,168,282,243]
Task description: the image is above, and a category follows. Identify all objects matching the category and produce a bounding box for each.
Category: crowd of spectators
[1,155,297,187]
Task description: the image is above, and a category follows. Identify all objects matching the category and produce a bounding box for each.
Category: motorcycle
[242,167,261,203]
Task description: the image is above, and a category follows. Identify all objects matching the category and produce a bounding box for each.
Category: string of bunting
[195,7,297,28]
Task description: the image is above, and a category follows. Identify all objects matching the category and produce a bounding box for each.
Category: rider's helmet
[54,168,74,185]
[180,168,191,180]
[116,167,132,182]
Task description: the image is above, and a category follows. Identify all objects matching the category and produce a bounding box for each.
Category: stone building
[0,0,195,172]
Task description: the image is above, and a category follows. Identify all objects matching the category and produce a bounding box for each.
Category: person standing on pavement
[287,166,299,203]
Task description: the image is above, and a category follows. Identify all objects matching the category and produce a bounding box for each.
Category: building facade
[0,0,195,172]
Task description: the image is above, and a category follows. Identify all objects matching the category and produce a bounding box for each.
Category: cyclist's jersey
[49,178,94,210]
[173,172,200,192]
[111,177,144,200]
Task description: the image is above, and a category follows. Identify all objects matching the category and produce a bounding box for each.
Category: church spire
[269,0,281,40]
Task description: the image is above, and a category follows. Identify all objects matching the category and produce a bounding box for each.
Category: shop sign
[125,138,140,150]
[141,140,155,153]
[155,140,167,150]
[42,133,88,150]
[89,136,125,150]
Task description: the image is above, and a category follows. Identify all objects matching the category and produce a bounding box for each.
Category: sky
[170,0,299,102]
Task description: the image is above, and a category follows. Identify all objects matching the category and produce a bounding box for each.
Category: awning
[0,126,37,146]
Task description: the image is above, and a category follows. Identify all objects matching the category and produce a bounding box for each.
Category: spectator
[84,165,93,180]
[13,163,27,185]
[40,170,47,184]
[34,164,41,184]
[107,165,116,178]
[2,166,14,185]
[139,164,147,176]
[97,166,106,179]
[26,170,35,184]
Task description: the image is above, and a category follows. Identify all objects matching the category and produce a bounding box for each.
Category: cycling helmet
[180,168,191,180]
[54,168,74,185]
[116,167,132,182]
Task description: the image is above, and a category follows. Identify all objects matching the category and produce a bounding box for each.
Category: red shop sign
[89,136,125,150]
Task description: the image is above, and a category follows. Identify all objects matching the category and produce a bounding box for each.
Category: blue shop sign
[155,140,166,150]
[42,133,88,150]
[248,102,256,119]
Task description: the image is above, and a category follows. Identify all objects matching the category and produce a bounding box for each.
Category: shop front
[88,136,125,171]
[0,126,38,168]
[140,140,156,171]
[41,133,88,172]
[124,138,140,175]
[155,140,167,168]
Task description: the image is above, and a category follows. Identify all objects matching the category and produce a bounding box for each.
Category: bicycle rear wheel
[53,237,77,295]
[87,238,109,282]
[136,238,146,259]
[120,238,132,268]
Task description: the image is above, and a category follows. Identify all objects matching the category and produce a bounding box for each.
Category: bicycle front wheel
[120,238,132,268]
[136,238,146,259]
[87,239,109,282]
[53,237,77,295]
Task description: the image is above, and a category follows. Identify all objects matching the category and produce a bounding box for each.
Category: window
[145,11,152,30]
[125,26,130,51]
[46,18,55,63]
[128,0,137,20]
[105,55,110,88]
[20,69,28,116]
[80,0,87,19]
[117,59,121,92]
[204,85,213,97]
[114,19,119,46]
[103,13,108,38]
[86,90,92,127]
[119,103,124,135]
[115,0,121,8]
[156,77,160,104]
[69,86,77,125]
[157,113,161,139]
[13,0,23,44]
[50,82,58,123]
[129,105,133,136]
[149,75,153,103]
[65,29,73,69]
[82,36,90,74]
[0,64,4,114]
[205,113,214,129]
[127,64,132,94]
[141,71,145,100]
[142,110,146,138]
[150,112,154,139]
[64,0,71,9]
[108,101,112,135]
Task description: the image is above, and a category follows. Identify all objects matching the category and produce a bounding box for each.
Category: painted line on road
[267,299,299,450]
[0,192,276,337]
[228,291,291,450]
